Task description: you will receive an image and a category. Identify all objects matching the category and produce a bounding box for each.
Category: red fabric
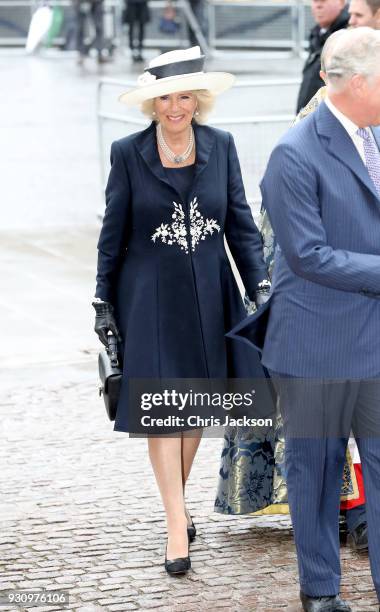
[340,464,366,510]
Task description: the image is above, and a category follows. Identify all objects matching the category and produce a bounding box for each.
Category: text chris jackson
[140,415,273,427]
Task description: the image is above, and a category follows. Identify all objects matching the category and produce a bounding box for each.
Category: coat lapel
[315,102,380,202]
[192,123,216,185]
[134,120,216,195]
[135,121,173,189]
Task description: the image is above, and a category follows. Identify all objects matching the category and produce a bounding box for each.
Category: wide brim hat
[119,46,235,106]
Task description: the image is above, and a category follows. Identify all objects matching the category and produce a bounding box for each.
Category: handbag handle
[107,333,119,368]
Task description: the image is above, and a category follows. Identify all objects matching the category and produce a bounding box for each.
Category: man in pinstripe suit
[230,27,380,612]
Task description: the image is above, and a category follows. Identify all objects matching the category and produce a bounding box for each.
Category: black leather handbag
[98,334,122,421]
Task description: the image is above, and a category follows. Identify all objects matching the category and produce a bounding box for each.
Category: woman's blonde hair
[141,89,215,124]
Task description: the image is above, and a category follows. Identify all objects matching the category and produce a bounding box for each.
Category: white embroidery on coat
[151,197,220,254]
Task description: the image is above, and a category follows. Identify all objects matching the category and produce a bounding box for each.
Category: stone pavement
[1,375,379,612]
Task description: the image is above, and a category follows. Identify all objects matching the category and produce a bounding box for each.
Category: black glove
[92,299,122,347]
[254,280,271,308]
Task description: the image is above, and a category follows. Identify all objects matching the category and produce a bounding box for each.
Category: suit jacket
[230,102,380,379]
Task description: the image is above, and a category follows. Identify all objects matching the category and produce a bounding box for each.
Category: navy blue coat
[95,121,270,432]
[229,102,380,379]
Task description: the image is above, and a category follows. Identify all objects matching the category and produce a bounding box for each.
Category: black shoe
[300,592,352,611]
[187,520,196,542]
[348,521,368,552]
[339,514,348,544]
[164,541,191,576]
[185,510,196,542]
[131,50,142,63]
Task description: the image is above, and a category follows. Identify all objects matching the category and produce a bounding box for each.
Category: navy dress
[164,164,195,206]
[94,121,271,433]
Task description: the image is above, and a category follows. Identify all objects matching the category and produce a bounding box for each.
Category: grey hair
[140,89,215,124]
[320,29,350,72]
[324,27,380,87]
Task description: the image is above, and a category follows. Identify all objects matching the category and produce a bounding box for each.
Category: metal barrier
[96,77,296,213]
[208,0,308,55]
[0,0,314,53]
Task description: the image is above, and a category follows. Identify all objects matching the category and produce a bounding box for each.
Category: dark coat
[122,0,150,25]
[95,121,270,433]
[296,6,349,113]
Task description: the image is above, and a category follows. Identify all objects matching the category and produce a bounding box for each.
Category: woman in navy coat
[92,46,271,575]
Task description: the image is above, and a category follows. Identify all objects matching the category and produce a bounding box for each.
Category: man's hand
[92,298,122,347]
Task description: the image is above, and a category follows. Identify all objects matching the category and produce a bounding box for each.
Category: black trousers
[128,20,145,52]
[75,0,104,55]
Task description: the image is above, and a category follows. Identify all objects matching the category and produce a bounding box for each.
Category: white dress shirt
[325,96,369,165]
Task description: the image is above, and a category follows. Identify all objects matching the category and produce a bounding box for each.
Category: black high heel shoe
[185,508,196,542]
[164,541,191,576]
[187,516,196,542]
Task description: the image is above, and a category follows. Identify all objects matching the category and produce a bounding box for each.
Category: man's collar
[325,96,359,139]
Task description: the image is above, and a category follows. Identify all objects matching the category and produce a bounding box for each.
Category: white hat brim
[118,72,235,106]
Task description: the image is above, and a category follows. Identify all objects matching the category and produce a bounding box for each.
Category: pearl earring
[152,111,156,116]
[195,111,200,116]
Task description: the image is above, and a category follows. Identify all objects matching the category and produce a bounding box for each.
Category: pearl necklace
[156,123,194,164]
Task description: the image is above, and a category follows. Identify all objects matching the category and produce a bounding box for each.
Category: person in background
[296,0,349,112]
[73,0,108,65]
[349,0,380,28]
[187,0,208,49]
[122,0,150,63]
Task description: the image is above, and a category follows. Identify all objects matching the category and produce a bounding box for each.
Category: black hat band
[146,56,205,80]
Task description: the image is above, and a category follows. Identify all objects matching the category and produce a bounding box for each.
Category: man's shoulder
[276,112,319,154]
[329,6,350,34]
[262,110,327,179]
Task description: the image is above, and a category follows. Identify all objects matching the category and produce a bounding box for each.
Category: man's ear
[320,70,327,84]
[350,73,367,100]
